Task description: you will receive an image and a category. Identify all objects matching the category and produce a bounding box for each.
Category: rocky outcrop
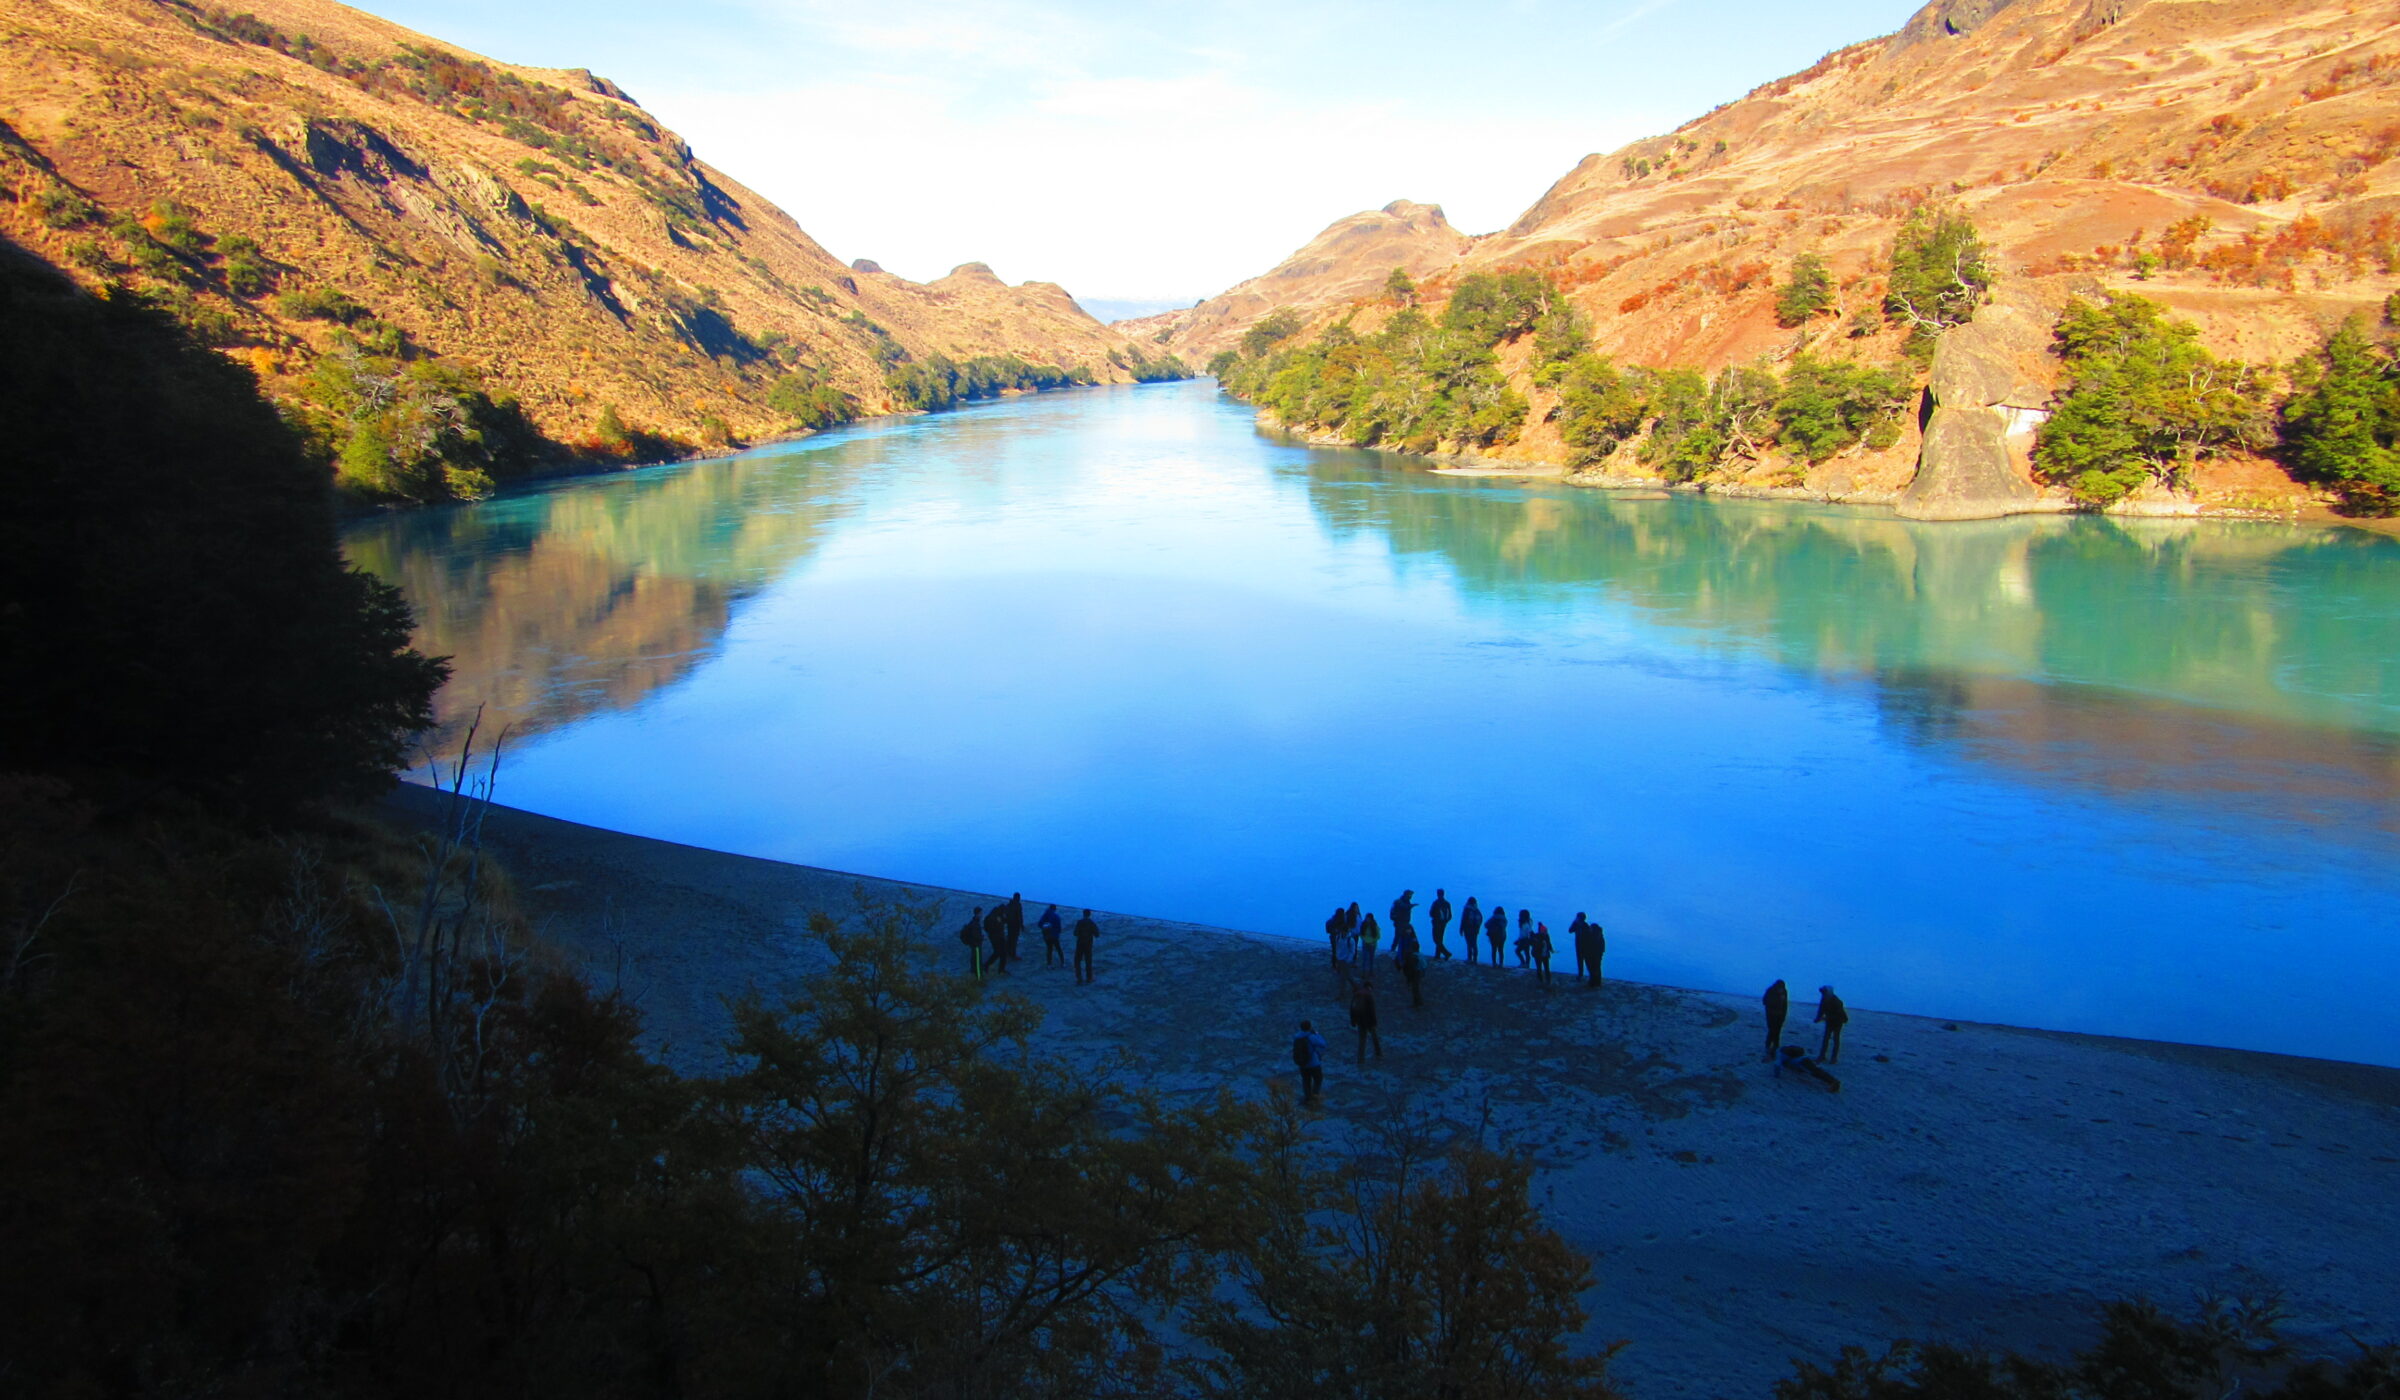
[1898,289,2056,520]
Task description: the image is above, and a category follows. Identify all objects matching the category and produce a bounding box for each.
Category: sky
[359,0,1927,304]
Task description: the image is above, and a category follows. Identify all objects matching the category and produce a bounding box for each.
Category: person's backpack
[1291,1035,1310,1067]
[958,922,980,947]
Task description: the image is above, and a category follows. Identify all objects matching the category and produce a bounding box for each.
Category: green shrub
[274,283,370,324]
[1884,205,1989,351]
[1384,266,1417,304]
[1775,252,1835,328]
[1554,353,1650,464]
[768,371,858,431]
[2282,315,2400,515]
[1772,355,1911,462]
[2034,292,2276,509]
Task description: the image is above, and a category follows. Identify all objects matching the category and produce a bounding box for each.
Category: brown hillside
[1157,199,1473,361]
[0,0,1161,455]
[1172,0,2400,507]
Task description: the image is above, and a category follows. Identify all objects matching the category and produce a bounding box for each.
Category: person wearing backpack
[959,906,986,980]
[1072,909,1100,984]
[1038,903,1064,967]
[1290,1020,1328,1103]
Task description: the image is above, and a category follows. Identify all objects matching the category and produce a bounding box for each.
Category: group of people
[958,894,1101,985]
[1320,889,1609,999]
[1762,979,1848,1092]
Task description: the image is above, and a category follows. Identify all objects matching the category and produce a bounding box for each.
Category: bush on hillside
[1773,355,1911,462]
[2034,292,2276,509]
[1884,205,1991,355]
[2282,315,2400,516]
[1776,252,1836,328]
[0,234,443,810]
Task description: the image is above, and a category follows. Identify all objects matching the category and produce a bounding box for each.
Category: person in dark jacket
[1344,901,1362,939]
[1038,903,1065,966]
[960,906,987,979]
[1458,897,1482,964]
[1358,912,1382,976]
[1513,909,1534,967]
[1325,906,1347,967]
[1484,906,1507,964]
[1071,910,1099,984]
[1815,985,1848,1063]
[1428,889,1453,959]
[1587,919,1605,986]
[983,905,1010,973]
[1763,979,1790,1060]
[1292,1020,1328,1102]
[1569,912,1592,981]
[1004,893,1026,967]
[1348,979,1381,1062]
[1399,943,1425,1007]
[1389,889,1416,943]
[1530,922,1554,988]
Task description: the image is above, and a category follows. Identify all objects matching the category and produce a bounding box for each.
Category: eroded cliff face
[0,0,1158,449]
[1172,0,2400,512]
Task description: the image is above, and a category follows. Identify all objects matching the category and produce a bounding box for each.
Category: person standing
[1588,919,1606,986]
[1072,909,1099,985]
[1292,1020,1328,1103]
[1390,889,1416,944]
[1004,893,1026,969]
[1428,889,1454,959]
[1569,912,1592,982]
[1038,903,1064,967]
[1514,910,1536,967]
[1344,901,1362,942]
[960,906,987,980]
[1484,906,1506,964]
[1763,979,1790,1060]
[1325,906,1347,968]
[1459,897,1482,965]
[1815,984,1848,1063]
[983,905,1010,973]
[1399,942,1425,1008]
[1530,922,1555,988]
[1349,978,1381,1062]
[1358,913,1382,976]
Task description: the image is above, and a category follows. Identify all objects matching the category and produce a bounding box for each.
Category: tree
[1194,1103,1620,1400]
[1442,271,1549,346]
[714,904,1262,1400]
[0,235,443,810]
[1884,205,1991,353]
[1773,356,1911,462]
[1532,299,1594,386]
[1776,253,1836,328]
[1554,354,1650,464]
[2281,315,2400,516]
[1242,308,1306,359]
[2034,293,2276,509]
[1386,266,1418,304]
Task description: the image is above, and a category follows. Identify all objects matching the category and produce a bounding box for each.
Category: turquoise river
[345,379,2400,1067]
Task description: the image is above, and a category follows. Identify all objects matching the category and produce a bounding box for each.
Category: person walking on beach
[1429,889,1453,959]
[1072,909,1099,985]
[1349,978,1382,1062]
[1763,979,1790,1060]
[960,906,988,979]
[1458,897,1481,964]
[1038,903,1064,967]
[1390,889,1416,943]
[1358,913,1382,976]
[983,905,1010,973]
[1530,922,1555,988]
[1004,893,1026,968]
[1291,1020,1328,1103]
[1815,984,1848,1063]
[1484,906,1506,964]
[1513,910,1534,967]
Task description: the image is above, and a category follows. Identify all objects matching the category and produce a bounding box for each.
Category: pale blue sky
[357,0,1926,301]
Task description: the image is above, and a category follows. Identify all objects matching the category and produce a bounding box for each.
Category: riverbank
[383,785,2400,1400]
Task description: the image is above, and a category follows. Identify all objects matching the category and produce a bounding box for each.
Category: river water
[345,379,2400,1066]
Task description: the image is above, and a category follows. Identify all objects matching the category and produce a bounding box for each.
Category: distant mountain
[0,0,1181,498]
[1171,0,2400,514]
[1074,296,1199,324]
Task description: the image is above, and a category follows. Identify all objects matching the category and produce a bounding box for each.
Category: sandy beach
[386,786,2400,1400]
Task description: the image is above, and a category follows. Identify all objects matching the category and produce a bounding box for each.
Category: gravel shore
[386,785,2400,1400]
